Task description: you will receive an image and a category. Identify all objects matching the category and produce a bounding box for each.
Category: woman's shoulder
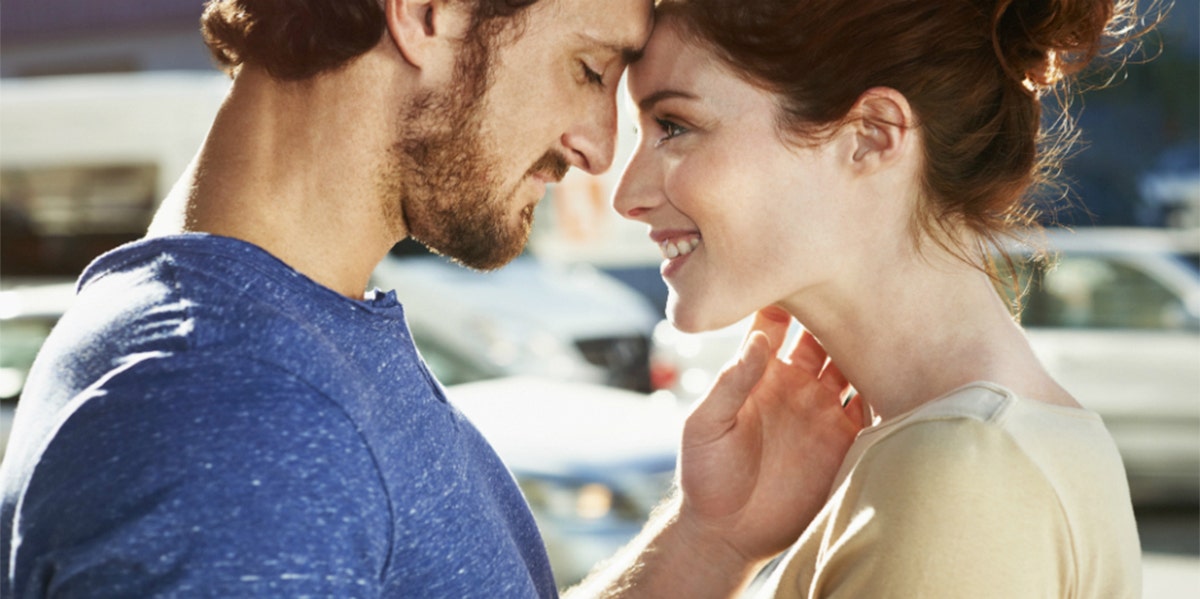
[805,381,1142,596]
[767,383,1141,598]
[856,381,1121,487]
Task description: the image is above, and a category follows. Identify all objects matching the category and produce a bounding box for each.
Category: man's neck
[149,65,406,299]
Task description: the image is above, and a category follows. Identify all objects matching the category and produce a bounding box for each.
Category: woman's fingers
[818,360,849,395]
[787,330,827,376]
[844,392,869,428]
[747,305,791,357]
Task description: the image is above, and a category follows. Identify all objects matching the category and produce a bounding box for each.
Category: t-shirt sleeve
[799,418,1075,599]
[11,355,392,598]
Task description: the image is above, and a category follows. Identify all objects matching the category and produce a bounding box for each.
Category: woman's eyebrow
[637,89,699,112]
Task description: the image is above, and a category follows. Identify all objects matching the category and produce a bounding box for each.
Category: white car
[371,242,661,391]
[447,376,685,589]
[0,280,78,462]
[0,248,662,457]
[0,280,77,403]
[650,227,1200,504]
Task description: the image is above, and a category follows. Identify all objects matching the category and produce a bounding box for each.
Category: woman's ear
[384,0,467,70]
[847,87,915,169]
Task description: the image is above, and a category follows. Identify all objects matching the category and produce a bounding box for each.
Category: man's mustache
[529,150,570,182]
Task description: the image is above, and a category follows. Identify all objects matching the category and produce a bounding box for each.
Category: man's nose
[561,98,617,175]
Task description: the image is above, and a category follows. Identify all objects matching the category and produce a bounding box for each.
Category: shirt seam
[81,235,399,316]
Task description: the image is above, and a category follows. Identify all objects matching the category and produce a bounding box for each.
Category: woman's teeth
[661,235,701,259]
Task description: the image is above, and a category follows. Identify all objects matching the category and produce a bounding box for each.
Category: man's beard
[381,35,568,271]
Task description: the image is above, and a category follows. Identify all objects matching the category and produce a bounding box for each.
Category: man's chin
[453,249,523,272]
[439,231,529,272]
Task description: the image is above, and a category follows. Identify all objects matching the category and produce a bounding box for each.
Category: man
[0,0,861,596]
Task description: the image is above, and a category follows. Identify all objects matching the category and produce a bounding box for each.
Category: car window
[1020,256,1188,330]
[1177,252,1200,276]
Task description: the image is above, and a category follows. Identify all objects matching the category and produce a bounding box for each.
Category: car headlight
[519,478,646,524]
[469,317,587,376]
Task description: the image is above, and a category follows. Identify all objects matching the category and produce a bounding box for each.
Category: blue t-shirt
[0,234,557,598]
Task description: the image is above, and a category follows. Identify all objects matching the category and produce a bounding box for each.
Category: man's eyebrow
[577,33,643,65]
[637,90,699,113]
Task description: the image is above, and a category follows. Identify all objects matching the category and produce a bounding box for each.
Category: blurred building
[0,0,213,77]
[1,1,221,277]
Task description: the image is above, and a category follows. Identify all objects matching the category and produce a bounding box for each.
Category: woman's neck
[782,245,1076,424]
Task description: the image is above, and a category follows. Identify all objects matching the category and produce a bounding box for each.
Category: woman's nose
[612,148,660,220]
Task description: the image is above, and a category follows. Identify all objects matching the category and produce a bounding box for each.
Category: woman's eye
[654,117,687,144]
[582,63,604,86]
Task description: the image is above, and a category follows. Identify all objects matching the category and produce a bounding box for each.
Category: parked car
[0,280,77,462]
[1138,143,1200,229]
[446,376,684,589]
[371,241,660,391]
[0,241,660,400]
[649,227,1200,505]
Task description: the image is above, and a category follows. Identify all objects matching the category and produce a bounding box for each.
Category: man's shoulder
[16,349,370,472]
[6,351,395,598]
[51,234,392,396]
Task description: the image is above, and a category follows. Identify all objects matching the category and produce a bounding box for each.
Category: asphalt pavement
[1138,505,1200,597]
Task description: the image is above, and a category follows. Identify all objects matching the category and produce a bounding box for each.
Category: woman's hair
[199,0,541,81]
[656,0,1160,278]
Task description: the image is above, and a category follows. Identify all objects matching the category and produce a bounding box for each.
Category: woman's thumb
[695,330,771,423]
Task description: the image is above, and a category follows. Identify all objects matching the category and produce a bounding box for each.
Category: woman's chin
[667,298,749,335]
[666,315,708,334]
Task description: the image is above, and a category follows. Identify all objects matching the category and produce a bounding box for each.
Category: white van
[1,71,231,277]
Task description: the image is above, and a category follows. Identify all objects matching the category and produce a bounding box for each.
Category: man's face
[386,0,653,271]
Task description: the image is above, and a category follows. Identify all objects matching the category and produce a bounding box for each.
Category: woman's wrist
[666,497,767,593]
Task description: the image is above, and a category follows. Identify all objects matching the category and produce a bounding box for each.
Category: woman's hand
[562,307,863,599]
[676,306,865,567]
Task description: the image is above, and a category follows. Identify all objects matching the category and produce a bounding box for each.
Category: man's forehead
[573,32,646,65]
[564,0,654,60]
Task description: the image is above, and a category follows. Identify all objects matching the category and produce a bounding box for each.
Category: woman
[615,0,1151,595]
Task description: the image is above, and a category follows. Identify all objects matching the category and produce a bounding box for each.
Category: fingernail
[760,305,790,322]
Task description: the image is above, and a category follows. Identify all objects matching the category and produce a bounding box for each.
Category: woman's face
[614,20,864,332]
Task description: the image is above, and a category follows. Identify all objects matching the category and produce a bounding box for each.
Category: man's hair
[200,0,541,80]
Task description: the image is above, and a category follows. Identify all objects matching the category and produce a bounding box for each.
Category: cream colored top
[756,382,1142,599]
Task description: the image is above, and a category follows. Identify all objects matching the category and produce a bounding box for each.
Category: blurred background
[0,0,1197,594]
